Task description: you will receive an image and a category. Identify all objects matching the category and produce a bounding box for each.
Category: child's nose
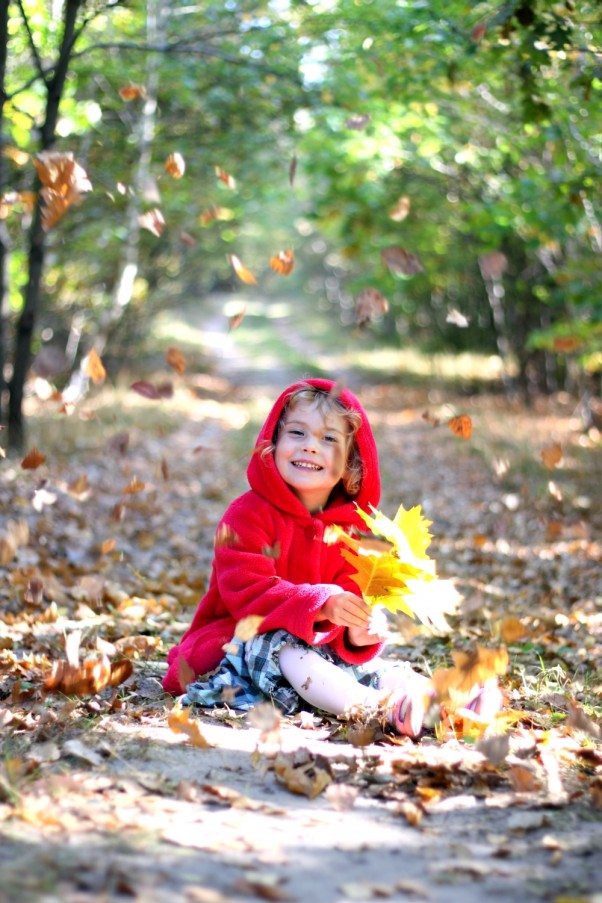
[302,434,318,451]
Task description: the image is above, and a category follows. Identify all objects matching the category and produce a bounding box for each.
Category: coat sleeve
[214,504,383,665]
[214,509,343,648]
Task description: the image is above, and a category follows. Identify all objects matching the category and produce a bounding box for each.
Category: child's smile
[274,399,348,512]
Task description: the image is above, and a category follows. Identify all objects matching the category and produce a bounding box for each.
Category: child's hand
[321,591,373,630]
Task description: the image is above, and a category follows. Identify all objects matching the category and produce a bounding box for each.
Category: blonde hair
[267,384,363,498]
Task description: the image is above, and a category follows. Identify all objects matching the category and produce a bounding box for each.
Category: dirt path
[1,294,601,902]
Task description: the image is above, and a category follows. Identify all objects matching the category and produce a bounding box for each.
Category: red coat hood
[247,378,380,524]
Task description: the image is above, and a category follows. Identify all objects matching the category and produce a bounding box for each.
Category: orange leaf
[388,195,411,222]
[21,447,46,470]
[381,246,424,277]
[100,538,116,555]
[165,152,185,178]
[119,84,146,101]
[166,346,186,375]
[540,442,562,469]
[355,288,389,325]
[34,151,92,230]
[215,166,236,189]
[448,415,472,440]
[123,477,145,495]
[228,306,247,332]
[139,208,165,236]
[553,336,582,353]
[167,706,212,748]
[83,348,106,384]
[270,249,294,275]
[230,254,257,285]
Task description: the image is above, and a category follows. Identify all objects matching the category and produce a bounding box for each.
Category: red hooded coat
[163,378,383,693]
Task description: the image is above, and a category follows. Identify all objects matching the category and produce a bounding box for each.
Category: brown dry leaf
[44,655,111,696]
[432,646,509,708]
[131,380,162,399]
[34,151,93,230]
[166,346,186,375]
[566,701,601,739]
[67,474,90,497]
[507,762,543,793]
[119,84,146,101]
[355,288,389,326]
[114,635,162,658]
[165,152,186,178]
[167,706,212,748]
[289,155,298,186]
[394,799,424,825]
[448,414,472,440]
[471,21,487,41]
[421,410,440,427]
[214,524,240,549]
[123,477,145,495]
[21,447,46,470]
[228,306,247,332]
[178,653,196,691]
[139,208,165,236]
[235,615,264,642]
[389,195,411,222]
[83,348,106,384]
[262,542,281,559]
[498,616,530,644]
[270,249,294,275]
[381,246,424,277]
[232,877,293,902]
[230,254,257,285]
[215,166,236,189]
[553,336,582,353]
[273,752,332,799]
[100,538,116,555]
[540,442,563,469]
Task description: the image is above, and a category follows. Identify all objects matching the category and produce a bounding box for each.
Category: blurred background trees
[1,0,600,448]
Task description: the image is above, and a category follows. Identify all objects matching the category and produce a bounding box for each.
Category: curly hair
[265,384,363,498]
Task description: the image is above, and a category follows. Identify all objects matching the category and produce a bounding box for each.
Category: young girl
[163,378,500,738]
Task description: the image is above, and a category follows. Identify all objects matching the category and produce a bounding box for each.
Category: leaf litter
[0,370,601,901]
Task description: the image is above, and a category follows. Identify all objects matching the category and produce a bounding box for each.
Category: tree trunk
[7,0,84,450]
[0,0,9,427]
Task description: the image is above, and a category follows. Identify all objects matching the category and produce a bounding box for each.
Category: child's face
[274,399,348,513]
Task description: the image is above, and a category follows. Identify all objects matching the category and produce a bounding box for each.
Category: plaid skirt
[182,628,384,715]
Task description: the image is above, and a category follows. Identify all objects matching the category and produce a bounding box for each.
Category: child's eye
[288,428,304,437]
[324,434,338,443]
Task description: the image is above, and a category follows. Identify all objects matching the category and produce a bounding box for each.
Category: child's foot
[464,680,503,721]
[389,674,433,739]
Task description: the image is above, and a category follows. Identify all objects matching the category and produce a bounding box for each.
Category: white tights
[278,643,412,717]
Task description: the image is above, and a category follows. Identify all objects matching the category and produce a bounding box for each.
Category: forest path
[1,292,601,903]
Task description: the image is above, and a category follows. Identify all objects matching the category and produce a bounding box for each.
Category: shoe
[389,675,432,739]
[464,680,503,721]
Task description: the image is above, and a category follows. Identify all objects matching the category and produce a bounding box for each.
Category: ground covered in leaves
[1,303,601,902]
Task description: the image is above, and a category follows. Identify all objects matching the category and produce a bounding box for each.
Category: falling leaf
[131,380,162,399]
[21,447,46,470]
[477,733,510,766]
[139,208,165,236]
[178,654,196,691]
[553,336,582,353]
[228,306,247,331]
[540,443,563,469]
[44,630,133,697]
[215,166,236,189]
[165,152,185,178]
[100,538,116,555]
[270,249,295,275]
[166,346,186,375]
[199,204,233,225]
[262,542,281,559]
[381,246,424,277]
[67,474,90,498]
[432,646,509,708]
[179,230,196,247]
[234,615,264,642]
[421,411,440,427]
[446,308,470,327]
[230,254,257,285]
[119,84,146,101]
[508,763,543,793]
[214,524,240,548]
[478,251,507,281]
[389,195,411,222]
[289,155,298,186]
[448,414,472,440]
[34,151,93,230]
[83,348,106,384]
[167,705,212,748]
[471,21,487,41]
[345,114,371,130]
[355,288,389,326]
[566,701,601,739]
[498,616,529,644]
[123,477,145,495]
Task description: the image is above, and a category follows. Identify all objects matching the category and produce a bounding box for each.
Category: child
[163,378,501,738]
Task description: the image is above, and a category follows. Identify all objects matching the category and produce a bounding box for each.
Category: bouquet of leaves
[326,503,461,631]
